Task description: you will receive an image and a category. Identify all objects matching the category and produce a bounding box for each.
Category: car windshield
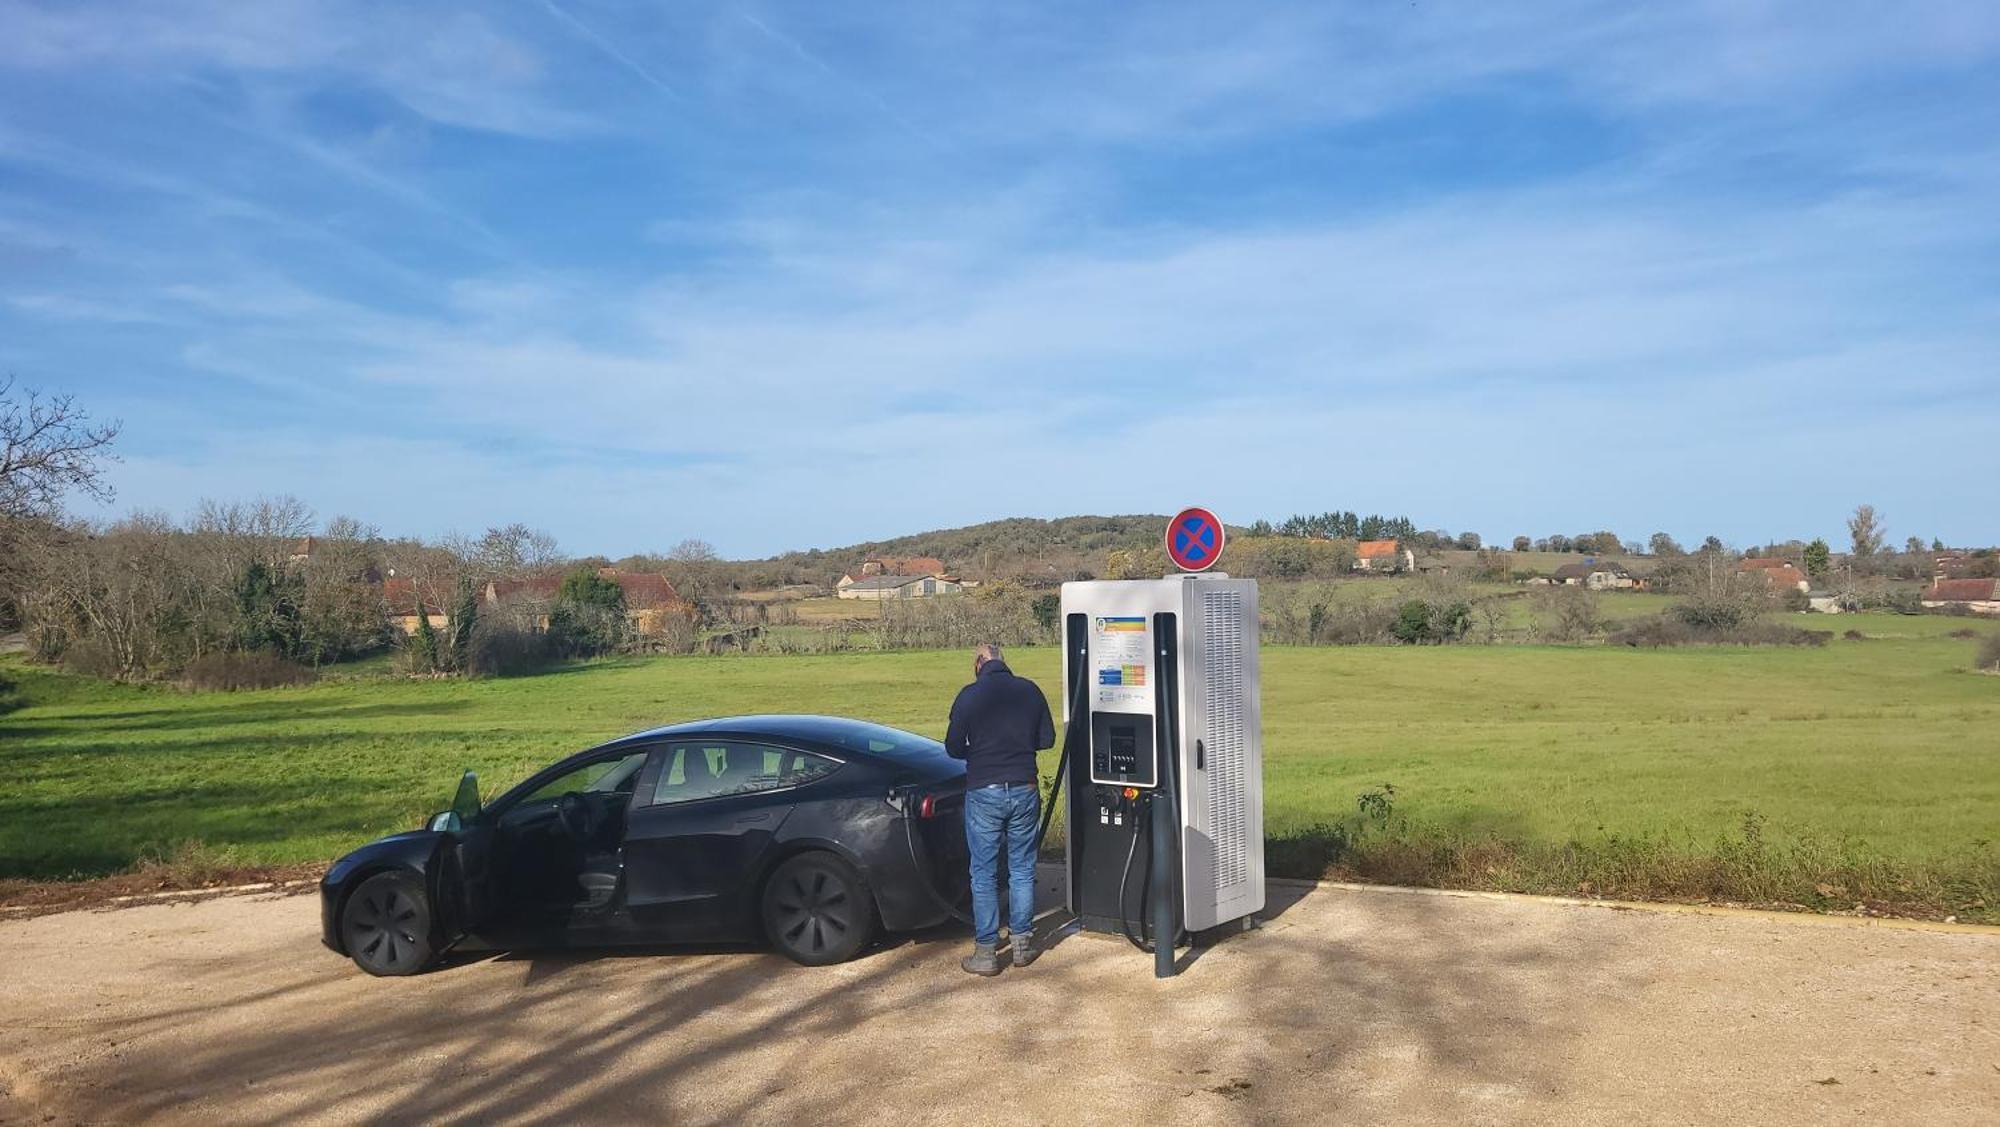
[785,718,954,766]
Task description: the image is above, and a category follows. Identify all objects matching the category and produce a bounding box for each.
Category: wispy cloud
[536,0,684,100]
[1,1,1996,552]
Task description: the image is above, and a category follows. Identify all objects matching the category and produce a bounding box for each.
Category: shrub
[1391,599,1471,644]
[1978,633,2000,673]
[1947,627,1978,639]
[1532,584,1601,642]
[464,618,551,678]
[0,668,19,715]
[1842,629,1867,641]
[1610,616,1828,648]
[180,651,316,691]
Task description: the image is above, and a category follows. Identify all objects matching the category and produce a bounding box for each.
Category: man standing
[946,642,1055,975]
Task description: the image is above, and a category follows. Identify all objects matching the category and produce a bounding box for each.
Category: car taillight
[919,793,939,819]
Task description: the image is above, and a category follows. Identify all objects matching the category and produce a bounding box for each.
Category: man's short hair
[975,643,1003,665]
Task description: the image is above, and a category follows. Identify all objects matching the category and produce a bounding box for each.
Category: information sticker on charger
[1092,615,1151,711]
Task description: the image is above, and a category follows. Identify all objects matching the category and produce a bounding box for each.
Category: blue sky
[2,1,1996,557]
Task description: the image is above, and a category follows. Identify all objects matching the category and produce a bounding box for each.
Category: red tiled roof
[1924,578,1997,602]
[1739,557,1795,569]
[488,576,562,602]
[1745,562,1807,589]
[612,572,682,608]
[1357,540,1400,559]
[381,577,444,616]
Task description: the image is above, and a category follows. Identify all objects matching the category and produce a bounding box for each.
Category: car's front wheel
[762,853,877,966]
[341,871,437,976]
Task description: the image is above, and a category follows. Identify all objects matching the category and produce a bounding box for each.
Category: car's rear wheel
[762,853,876,966]
[342,871,437,977]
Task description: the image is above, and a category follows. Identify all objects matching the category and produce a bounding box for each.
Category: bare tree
[1848,504,1885,559]
[472,523,563,579]
[1,380,121,624]
[1,378,122,520]
[668,538,719,563]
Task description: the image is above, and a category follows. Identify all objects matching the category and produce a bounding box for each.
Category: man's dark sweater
[945,660,1056,789]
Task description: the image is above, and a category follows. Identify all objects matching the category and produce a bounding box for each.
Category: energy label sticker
[1092,615,1151,711]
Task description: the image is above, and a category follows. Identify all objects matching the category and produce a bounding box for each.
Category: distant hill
[768,515,1173,583]
[613,515,1174,591]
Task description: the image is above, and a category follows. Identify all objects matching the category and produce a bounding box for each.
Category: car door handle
[733,813,772,826]
[1195,740,1205,769]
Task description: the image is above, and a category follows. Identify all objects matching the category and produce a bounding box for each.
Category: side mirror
[427,810,462,833]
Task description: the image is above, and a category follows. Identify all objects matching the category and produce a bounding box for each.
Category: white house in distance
[1552,560,1639,589]
[835,555,963,600]
[836,574,964,600]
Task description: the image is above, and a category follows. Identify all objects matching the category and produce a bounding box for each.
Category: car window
[771,718,954,768]
[519,751,650,806]
[651,742,838,806]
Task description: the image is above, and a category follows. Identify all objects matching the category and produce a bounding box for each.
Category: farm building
[836,574,964,600]
[1921,578,2000,615]
[382,576,448,634]
[1739,558,1810,593]
[1552,560,1638,589]
[385,569,689,635]
[1353,540,1414,573]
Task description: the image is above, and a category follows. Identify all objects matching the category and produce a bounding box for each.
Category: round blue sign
[1166,507,1224,572]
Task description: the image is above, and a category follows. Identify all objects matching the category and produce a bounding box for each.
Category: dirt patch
[0,862,323,918]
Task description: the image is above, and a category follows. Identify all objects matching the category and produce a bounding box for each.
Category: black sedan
[320,715,970,975]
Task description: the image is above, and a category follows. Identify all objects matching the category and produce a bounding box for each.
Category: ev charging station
[1057,507,1264,977]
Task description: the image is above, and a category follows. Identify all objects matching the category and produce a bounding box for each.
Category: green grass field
[3,615,1995,918]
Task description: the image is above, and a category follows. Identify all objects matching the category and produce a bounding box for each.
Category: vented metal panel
[1200,589,1250,897]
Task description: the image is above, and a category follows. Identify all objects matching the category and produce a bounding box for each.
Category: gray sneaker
[960,943,1002,977]
[1011,933,1038,968]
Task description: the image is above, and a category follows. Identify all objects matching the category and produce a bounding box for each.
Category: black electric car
[320,716,970,975]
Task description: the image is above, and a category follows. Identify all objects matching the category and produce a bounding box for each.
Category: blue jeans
[964,782,1039,947]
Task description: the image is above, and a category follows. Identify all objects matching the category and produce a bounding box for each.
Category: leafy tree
[1803,538,1831,581]
[1545,534,1573,553]
[548,567,627,657]
[1392,600,1433,644]
[1030,593,1060,634]
[559,568,625,611]
[231,560,304,657]
[448,577,480,673]
[1931,537,1945,552]
[1262,539,1313,578]
[1648,532,1683,556]
[1847,504,1884,559]
[1455,532,1481,550]
[1511,535,1531,552]
[1392,598,1471,644]
[1700,535,1725,554]
[1246,519,1275,538]
[410,602,441,673]
[1904,536,1925,554]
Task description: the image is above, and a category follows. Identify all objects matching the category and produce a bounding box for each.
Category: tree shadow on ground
[15,874,1632,1124]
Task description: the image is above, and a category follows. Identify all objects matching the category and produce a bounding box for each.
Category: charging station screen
[1091,616,1151,712]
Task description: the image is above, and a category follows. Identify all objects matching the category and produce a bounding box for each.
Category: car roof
[601,714,924,748]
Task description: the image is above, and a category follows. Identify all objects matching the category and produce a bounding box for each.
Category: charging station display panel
[1088,613,1157,788]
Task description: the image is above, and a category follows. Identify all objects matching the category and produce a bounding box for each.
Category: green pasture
[2,616,1995,917]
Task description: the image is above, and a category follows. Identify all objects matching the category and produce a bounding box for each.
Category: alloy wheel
[771,867,853,957]
[348,885,422,971]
